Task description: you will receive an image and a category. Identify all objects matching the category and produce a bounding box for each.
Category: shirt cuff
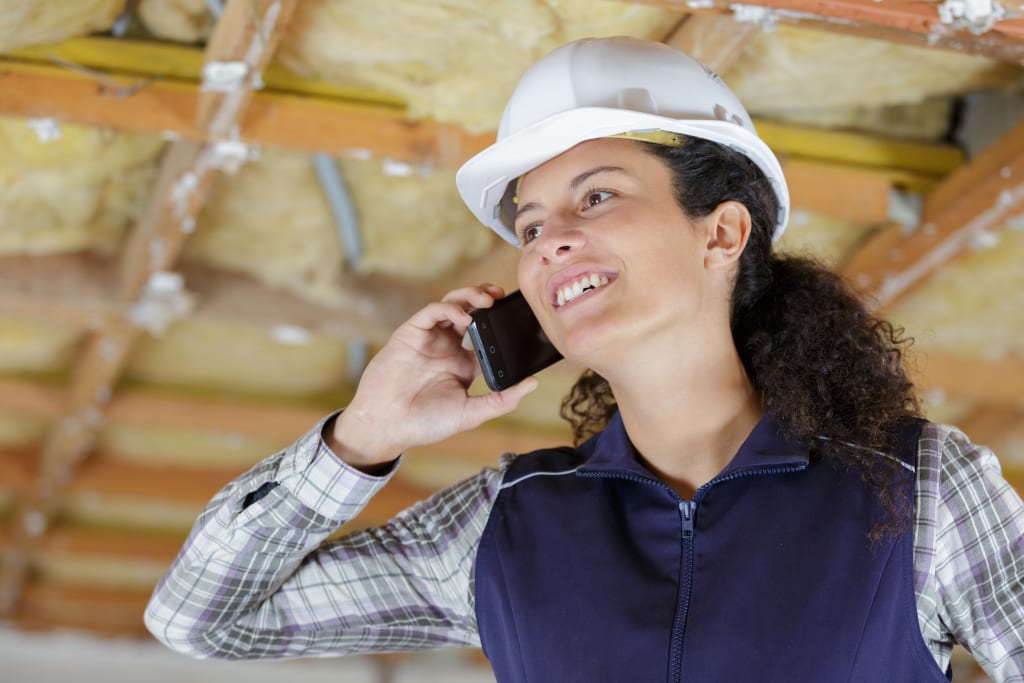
[274,411,403,522]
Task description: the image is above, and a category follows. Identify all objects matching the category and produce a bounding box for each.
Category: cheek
[516,255,542,307]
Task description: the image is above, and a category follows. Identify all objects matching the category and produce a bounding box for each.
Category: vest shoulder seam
[499,467,579,491]
[814,434,917,473]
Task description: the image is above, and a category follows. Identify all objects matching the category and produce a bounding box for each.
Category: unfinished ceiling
[0,0,1022,678]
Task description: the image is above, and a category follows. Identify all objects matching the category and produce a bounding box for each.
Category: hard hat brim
[456,107,790,246]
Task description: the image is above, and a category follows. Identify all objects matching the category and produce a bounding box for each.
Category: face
[514,138,731,370]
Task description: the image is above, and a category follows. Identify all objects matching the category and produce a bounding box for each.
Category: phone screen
[468,290,563,392]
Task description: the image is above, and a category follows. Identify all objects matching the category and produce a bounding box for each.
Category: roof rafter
[0,0,299,618]
[665,13,761,73]
[844,118,1024,310]
[631,0,1024,62]
[0,253,419,344]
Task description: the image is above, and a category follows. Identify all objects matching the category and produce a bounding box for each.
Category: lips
[549,266,616,308]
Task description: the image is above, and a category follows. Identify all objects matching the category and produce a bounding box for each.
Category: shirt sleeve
[144,412,510,660]
[914,422,1024,681]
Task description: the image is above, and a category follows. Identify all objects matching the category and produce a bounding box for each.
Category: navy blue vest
[474,412,950,682]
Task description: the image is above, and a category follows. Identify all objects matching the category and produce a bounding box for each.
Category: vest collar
[577,410,809,484]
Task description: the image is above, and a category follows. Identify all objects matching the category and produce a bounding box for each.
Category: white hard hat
[455,36,790,246]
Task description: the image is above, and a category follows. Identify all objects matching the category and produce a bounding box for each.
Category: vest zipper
[578,463,806,683]
[668,500,696,681]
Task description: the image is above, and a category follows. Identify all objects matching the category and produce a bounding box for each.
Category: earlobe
[704,201,752,269]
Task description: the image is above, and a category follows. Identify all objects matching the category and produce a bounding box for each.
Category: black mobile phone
[468,290,563,392]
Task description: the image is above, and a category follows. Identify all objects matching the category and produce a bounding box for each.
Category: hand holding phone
[468,290,563,392]
[334,285,542,465]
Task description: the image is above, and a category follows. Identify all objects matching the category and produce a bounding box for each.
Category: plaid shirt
[145,418,1024,680]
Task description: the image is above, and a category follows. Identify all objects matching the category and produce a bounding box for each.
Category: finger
[406,301,473,334]
[439,284,505,312]
[461,376,539,430]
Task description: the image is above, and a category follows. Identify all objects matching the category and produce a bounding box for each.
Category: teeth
[556,274,611,307]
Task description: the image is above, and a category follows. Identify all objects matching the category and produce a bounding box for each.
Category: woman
[145,37,1024,681]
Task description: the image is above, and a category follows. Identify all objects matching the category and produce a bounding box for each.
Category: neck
[600,337,763,498]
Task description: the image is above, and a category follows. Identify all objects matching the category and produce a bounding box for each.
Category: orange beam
[0,254,420,345]
[633,0,1024,62]
[664,14,760,73]
[783,158,891,225]
[911,349,1024,410]
[0,61,494,167]
[844,119,1024,308]
[956,405,1023,447]
[17,581,150,635]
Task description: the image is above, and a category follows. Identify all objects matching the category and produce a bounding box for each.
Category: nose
[534,214,586,263]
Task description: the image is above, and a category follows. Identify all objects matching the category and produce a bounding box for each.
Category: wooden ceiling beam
[0,374,564,475]
[0,59,491,168]
[16,582,151,636]
[665,13,761,73]
[0,36,962,176]
[0,448,35,492]
[955,405,1023,448]
[632,0,1024,63]
[38,526,184,566]
[1,346,1020,462]
[0,254,419,345]
[910,348,1024,411]
[782,158,893,224]
[0,0,299,619]
[844,118,1024,309]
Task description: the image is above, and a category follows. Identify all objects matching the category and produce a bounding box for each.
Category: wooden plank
[955,406,1023,448]
[665,14,760,73]
[0,448,34,491]
[0,59,494,167]
[0,378,64,420]
[182,264,420,344]
[0,53,961,174]
[4,35,405,108]
[0,375,563,469]
[195,0,298,139]
[755,119,962,175]
[633,0,1024,62]
[17,581,151,634]
[39,526,184,565]
[782,157,892,224]
[910,349,1024,410]
[0,254,419,345]
[844,120,1024,308]
[0,0,302,621]
[0,253,118,329]
[116,139,208,299]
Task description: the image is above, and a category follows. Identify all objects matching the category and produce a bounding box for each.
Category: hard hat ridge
[456,36,790,246]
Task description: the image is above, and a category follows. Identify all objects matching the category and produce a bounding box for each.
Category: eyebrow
[513,165,626,224]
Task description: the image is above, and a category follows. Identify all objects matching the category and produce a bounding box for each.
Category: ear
[703,201,751,270]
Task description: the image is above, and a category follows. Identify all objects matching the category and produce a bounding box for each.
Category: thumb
[462,377,540,430]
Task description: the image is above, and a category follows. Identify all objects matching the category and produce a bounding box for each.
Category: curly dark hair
[560,137,921,537]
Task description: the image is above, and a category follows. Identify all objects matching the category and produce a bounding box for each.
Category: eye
[518,223,543,245]
[583,189,614,209]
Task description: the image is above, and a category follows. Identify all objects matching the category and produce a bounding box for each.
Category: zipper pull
[679,500,695,539]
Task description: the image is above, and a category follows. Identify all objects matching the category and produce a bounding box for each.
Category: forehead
[517,138,662,196]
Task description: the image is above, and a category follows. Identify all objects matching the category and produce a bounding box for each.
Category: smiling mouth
[555,273,611,307]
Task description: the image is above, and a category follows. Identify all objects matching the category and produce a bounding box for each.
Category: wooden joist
[16,582,151,636]
[665,13,761,73]
[910,349,1024,411]
[844,118,1024,309]
[0,0,300,618]
[0,59,492,168]
[634,0,1024,62]
[0,253,420,345]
